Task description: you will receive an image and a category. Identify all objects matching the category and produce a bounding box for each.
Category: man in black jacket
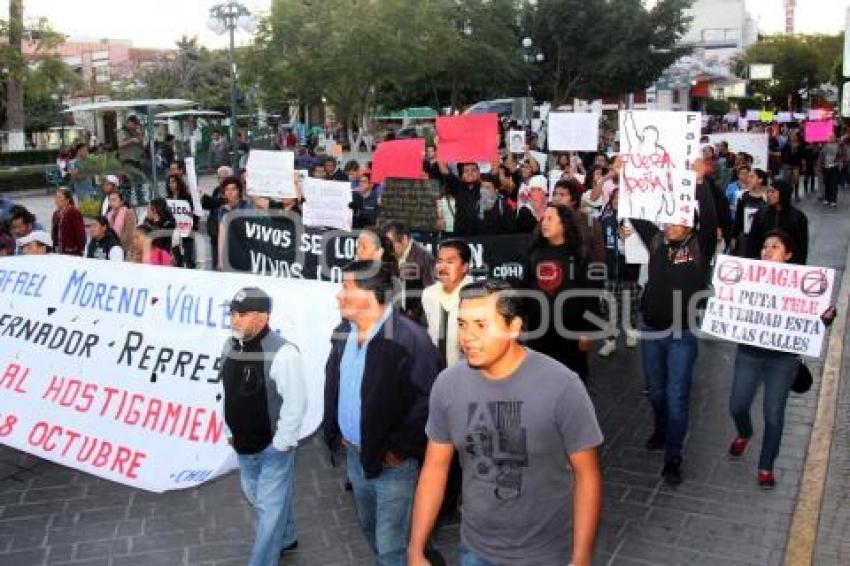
[748,179,809,264]
[323,261,442,565]
[437,161,483,236]
[628,210,712,487]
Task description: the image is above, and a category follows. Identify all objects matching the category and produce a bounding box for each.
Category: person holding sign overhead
[727,230,835,489]
[620,152,716,486]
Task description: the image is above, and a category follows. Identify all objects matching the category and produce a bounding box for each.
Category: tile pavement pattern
[0,197,847,566]
[0,340,817,566]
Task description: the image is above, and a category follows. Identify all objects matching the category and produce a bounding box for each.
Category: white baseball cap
[17,230,52,248]
[105,175,121,187]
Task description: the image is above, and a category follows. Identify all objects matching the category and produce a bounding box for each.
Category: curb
[784,243,850,565]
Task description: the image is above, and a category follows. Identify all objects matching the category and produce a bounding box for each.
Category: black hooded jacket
[748,183,809,264]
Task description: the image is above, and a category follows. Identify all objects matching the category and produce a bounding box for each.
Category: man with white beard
[218,287,306,565]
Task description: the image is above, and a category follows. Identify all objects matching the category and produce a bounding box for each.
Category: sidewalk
[813,320,850,565]
[0,192,848,565]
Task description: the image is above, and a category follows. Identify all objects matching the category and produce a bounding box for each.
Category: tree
[115,36,238,111]
[4,0,24,150]
[734,34,842,110]
[524,0,692,104]
[1,11,78,138]
[252,0,529,145]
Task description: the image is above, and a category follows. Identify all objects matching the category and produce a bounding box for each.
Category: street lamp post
[521,37,544,127]
[208,1,255,169]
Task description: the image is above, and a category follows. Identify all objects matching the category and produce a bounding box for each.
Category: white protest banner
[707,132,769,171]
[618,110,701,226]
[507,130,525,154]
[184,157,204,218]
[701,255,835,357]
[302,178,353,231]
[547,112,600,152]
[246,150,296,199]
[166,199,194,238]
[0,255,340,492]
[745,110,760,121]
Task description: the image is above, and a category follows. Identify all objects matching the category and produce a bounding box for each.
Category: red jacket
[52,206,86,256]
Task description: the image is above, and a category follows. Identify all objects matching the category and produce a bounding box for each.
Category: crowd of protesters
[1,113,846,566]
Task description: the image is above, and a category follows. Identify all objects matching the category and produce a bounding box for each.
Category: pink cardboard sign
[804,120,833,143]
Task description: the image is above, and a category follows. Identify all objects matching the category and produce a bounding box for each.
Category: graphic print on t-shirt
[465,401,529,500]
[536,260,564,294]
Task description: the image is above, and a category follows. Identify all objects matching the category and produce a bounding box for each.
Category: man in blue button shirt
[323,261,442,566]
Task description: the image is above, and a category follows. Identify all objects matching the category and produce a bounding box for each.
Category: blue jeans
[346,447,418,566]
[459,541,497,566]
[237,444,297,566]
[641,325,699,458]
[729,348,798,471]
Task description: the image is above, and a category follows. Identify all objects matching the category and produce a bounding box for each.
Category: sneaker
[598,339,617,358]
[830,203,838,208]
[625,329,639,348]
[728,437,749,458]
[662,456,683,486]
[645,430,665,451]
[757,470,776,490]
[280,540,298,555]
[823,200,830,205]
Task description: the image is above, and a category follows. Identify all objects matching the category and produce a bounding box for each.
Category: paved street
[1,191,849,565]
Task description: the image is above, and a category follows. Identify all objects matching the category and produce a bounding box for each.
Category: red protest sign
[371,138,426,184]
[436,114,499,163]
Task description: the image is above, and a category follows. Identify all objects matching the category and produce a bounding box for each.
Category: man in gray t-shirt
[408,279,604,566]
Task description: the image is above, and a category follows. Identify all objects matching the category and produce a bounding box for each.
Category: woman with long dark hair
[106,191,138,255]
[524,203,601,382]
[86,215,124,261]
[144,198,180,265]
[166,173,198,268]
[728,229,836,489]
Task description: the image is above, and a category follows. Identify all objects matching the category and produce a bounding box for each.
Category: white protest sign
[547,112,600,152]
[302,178,353,231]
[0,255,340,492]
[623,220,649,264]
[530,150,548,173]
[701,255,835,357]
[246,150,296,199]
[707,132,769,171]
[507,130,526,154]
[166,199,194,238]
[618,110,701,226]
[745,110,760,121]
[183,157,204,218]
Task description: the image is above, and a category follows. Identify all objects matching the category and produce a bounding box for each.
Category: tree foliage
[524,0,693,104]
[250,0,529,140]
[734,33,843,109]
[114,36,248,111]
[1,13,80,133]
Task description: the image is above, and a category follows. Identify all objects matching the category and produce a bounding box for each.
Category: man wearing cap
[219,287,307,566]
[18,231,52,255]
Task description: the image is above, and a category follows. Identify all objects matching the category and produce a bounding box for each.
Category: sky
[0,0,848,49]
